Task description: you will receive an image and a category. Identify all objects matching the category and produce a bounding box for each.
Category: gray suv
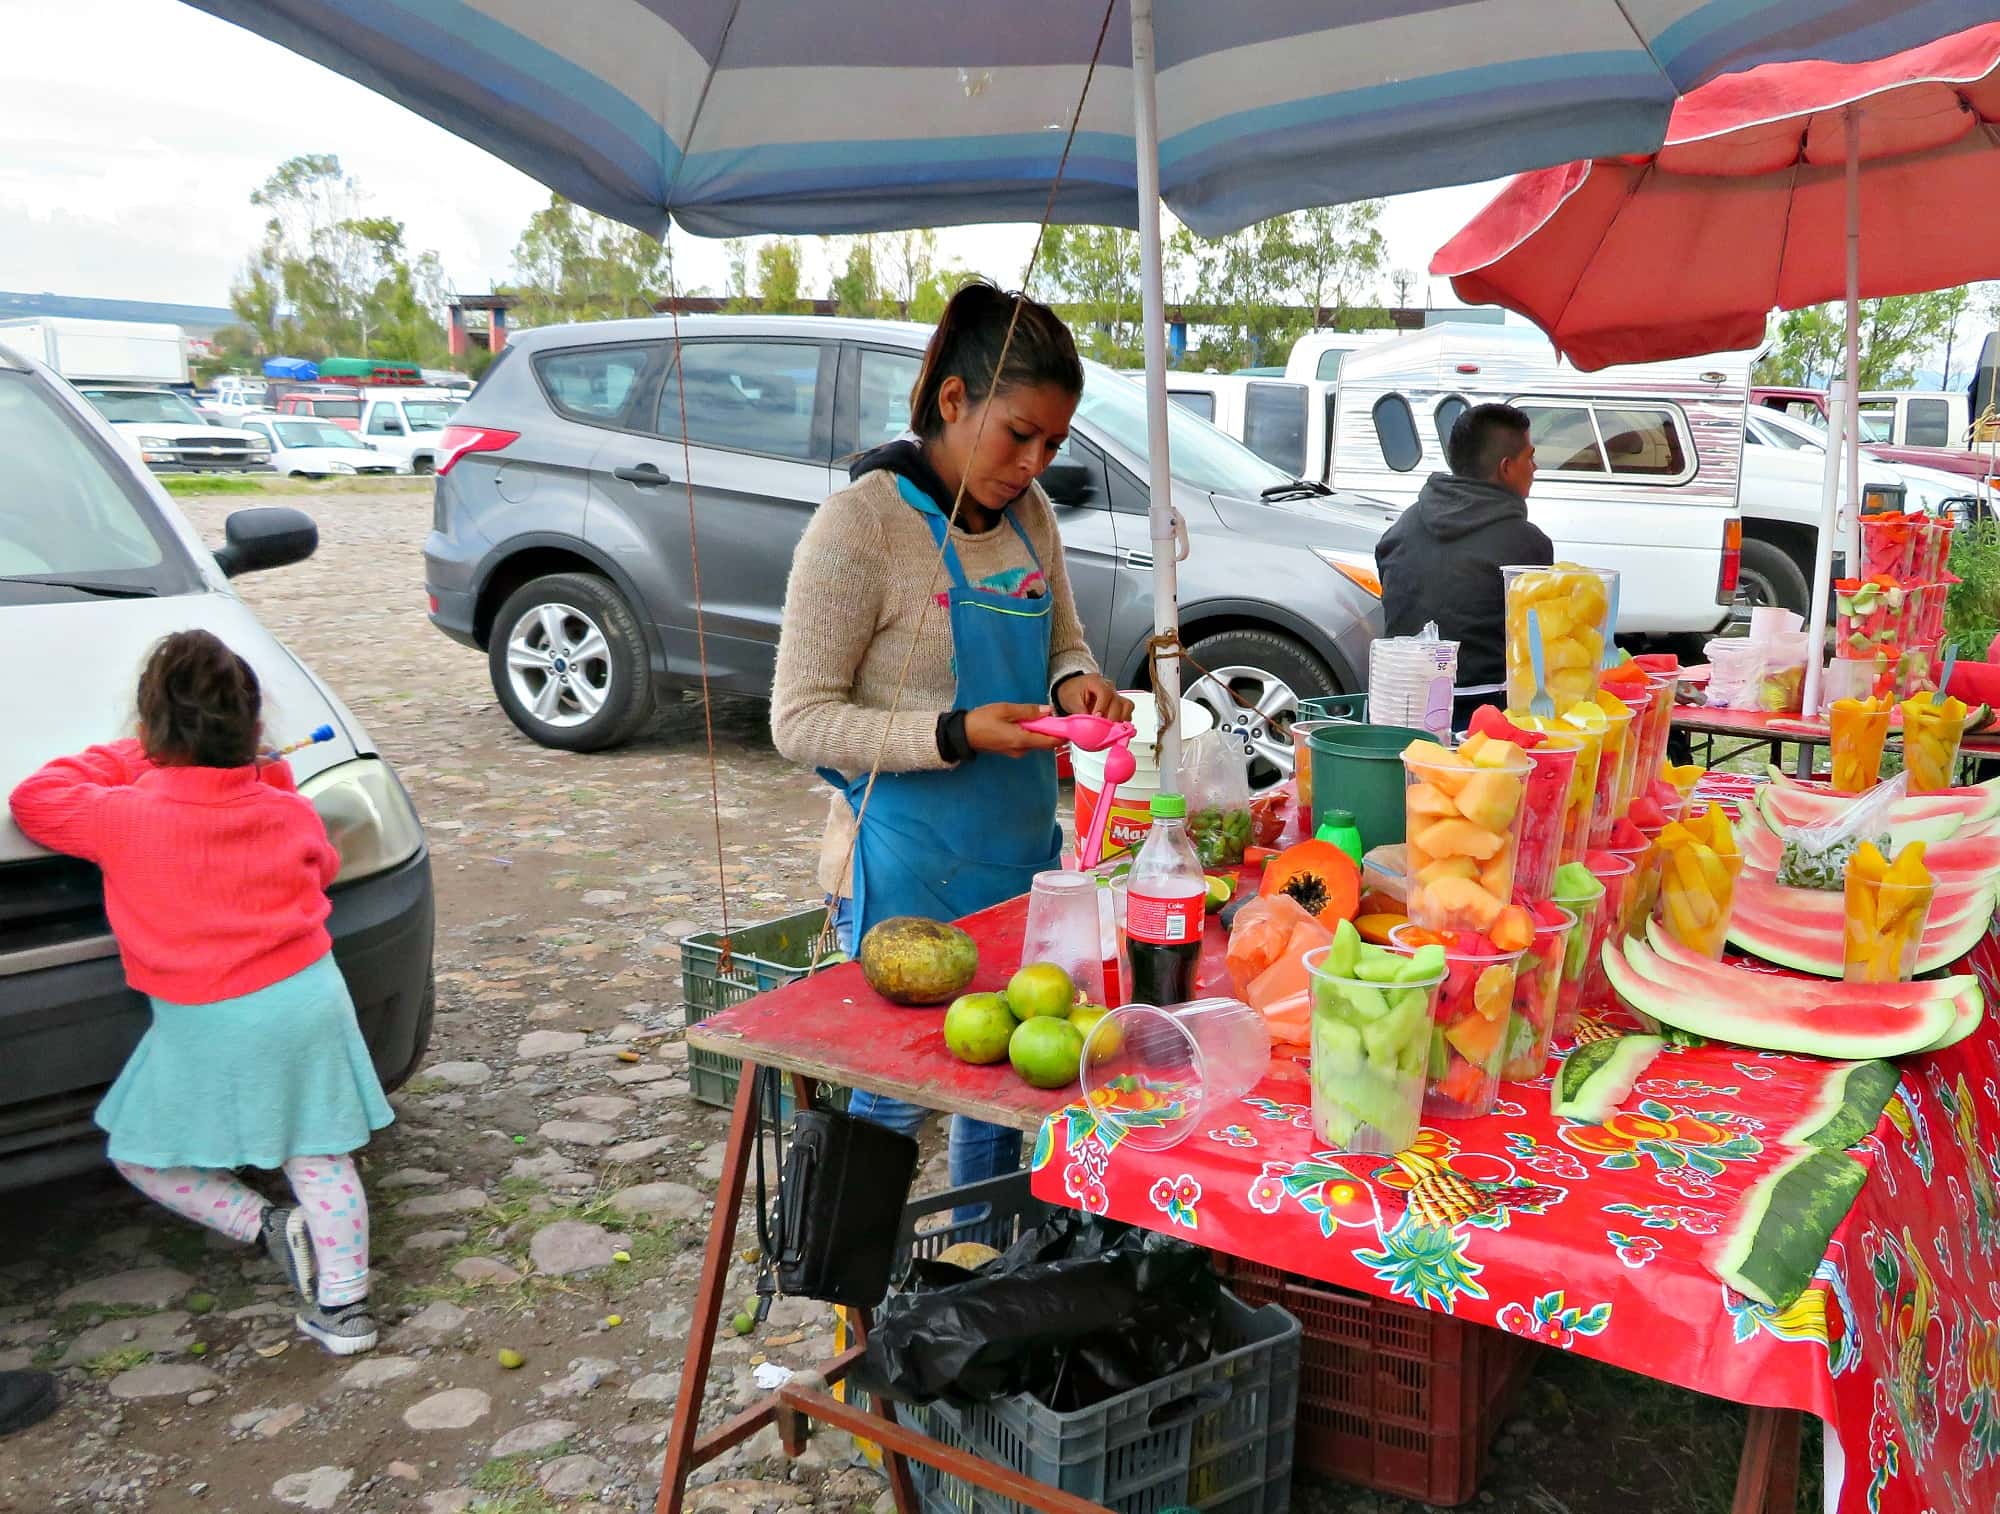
[424,317,1390,785]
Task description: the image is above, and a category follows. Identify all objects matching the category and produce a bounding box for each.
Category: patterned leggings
[114,1155,371,1306]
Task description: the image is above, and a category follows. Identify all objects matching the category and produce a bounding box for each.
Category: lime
[1008,1016,1085,1089]
[1005,963,1075,1020]
[1069,1004,1122,1065]
[1204,875,1233,912]
[498,1348,525,1369]
[943,992,1015,1064]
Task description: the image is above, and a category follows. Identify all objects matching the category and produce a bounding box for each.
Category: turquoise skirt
[96,954,395,1169]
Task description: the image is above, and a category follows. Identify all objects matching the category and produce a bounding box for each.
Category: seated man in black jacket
[1375,403,1552,728]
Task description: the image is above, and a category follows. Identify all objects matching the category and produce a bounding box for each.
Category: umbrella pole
[1129,0,1184,789]
[1842,107,1863,580]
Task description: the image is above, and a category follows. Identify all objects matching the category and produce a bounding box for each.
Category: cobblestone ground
[0,483,1795,1514]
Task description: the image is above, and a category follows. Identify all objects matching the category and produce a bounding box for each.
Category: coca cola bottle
[1124,793,1206,1006]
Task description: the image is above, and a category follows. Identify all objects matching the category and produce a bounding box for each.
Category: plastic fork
[1527,609,1556,722]
[1933,644,1958,706]
[1600,576,1622,669]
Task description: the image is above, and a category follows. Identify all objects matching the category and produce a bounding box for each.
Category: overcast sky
[0,0,1502,313]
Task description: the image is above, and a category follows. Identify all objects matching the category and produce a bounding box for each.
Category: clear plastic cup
[1582,701,1639,847]
[1607,839,1662,940]
[1021,870,1105,1004]
[1579,852,1637,1012]
[1511,736,1581,904]
[1512,712,1601,864]
[1900,695,1968,793]
[1500,907,1576,1081]
[1389,925,1525,1121]
[1077,997,1271,1151]
[1636,672,1680,795]
[1602,681,1655,819]
[1502,565,1617,715]
[1402,746,1533,934]
[1550,875,1606,1039]
[1844,877,1935,984]
[1653,840,1744,960]
[1829,698,1891,794]
[1099,876,1131,1008]
[1305,944,1444,1155]
[1291,719,1343,829]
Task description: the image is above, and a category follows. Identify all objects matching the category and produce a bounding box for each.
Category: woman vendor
[771,281,1132,1183]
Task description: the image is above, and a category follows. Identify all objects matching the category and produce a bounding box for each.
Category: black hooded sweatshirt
[1374,472,1553,691]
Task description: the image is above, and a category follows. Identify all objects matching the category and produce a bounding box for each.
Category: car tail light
[434,424,519,477]
[1716,517,1742,603]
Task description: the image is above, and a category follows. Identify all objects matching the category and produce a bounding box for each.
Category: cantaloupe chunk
[1418,857,1479,887]
[1415,818,1504,860]
[1423,875,1504,931]
[1455,770,1522,830]
[1406,782,1460,818]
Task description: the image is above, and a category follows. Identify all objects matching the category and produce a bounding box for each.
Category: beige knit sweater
[770,467,1099,897]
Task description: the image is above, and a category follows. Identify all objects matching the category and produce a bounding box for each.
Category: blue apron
[820,478,1064,942]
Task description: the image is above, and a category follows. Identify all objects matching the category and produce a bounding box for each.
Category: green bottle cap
[1150,792,1187,819]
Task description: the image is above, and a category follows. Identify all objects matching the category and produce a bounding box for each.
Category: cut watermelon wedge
[1726,869,1994,977]
[1927,984,1986,1053]
[1603,935,1963,1058]
[1765,766,2000,803]
[1739,823,2000,884]
[1757,783,1998,833]
[1754,789,1967,847]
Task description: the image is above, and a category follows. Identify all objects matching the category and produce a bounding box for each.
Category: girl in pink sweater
[10,631,392,1356]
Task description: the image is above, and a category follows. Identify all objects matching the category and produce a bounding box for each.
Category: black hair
[909,279,1083,438]
[1447,402,1532,481]
[136,629,262,768]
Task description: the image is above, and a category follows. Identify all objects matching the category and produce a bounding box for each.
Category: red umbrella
[1430,23,2000,717]
[1430,24,2000,372]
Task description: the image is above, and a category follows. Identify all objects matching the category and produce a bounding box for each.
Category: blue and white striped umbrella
[182,0,1987,239]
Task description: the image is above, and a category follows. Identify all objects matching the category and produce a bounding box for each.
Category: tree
[1390,267,1419,308]
[881,229,938,309]
[1283,203,1389,329]
[1754,292,1968,390]
[1039,225,1144,364]
[828,235,889,317]
[510,194,674,324]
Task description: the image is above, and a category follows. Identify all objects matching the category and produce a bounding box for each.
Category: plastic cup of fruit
[1635,672,1680,792]
[1843,876,1934,984]
[1550,877,1606,1038]
[1653,841,1744,960]
[1499,905,1577,1081]
[1511,736,1581,903]
[1402,747,1533,935]
[1578,852,1638,1012]
[1501,564,1617,714]
[1513,712,1602,865]
[1899,694,1967,793]
[1304,943,1447,1155]
[1387,924,1525,1121]
[1829,698,1891,794]
[1291,719,1342,828]
[1601,681,1657,818]
[1582,701,1639,847]
[1601,837,1659,940]
[1859,513,1913,578]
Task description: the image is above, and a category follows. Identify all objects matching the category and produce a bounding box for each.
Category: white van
[1161,371,1334,482]
[1329,323,1743,642]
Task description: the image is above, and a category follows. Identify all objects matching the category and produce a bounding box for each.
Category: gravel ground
[0,482,1799,1514]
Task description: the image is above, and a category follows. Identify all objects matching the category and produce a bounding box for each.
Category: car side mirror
[1041,461,1097,507]
[381,420,404,434]
[214,507,317,578]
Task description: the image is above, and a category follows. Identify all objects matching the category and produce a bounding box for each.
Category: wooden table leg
[655,1060,764,1514]
[847,1304,918,1514]
[1730,1405,1803,1514]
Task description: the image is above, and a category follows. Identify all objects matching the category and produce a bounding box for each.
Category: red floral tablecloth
[1031,852,2000,1513]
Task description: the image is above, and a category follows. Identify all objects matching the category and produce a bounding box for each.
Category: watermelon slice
[1926,983,1986,1053]
[1550,1036,1666,1123]
[1739,822,2000,883]
[1727,869,1994,977]
[1765,766,2000,801]
[1753,789,1968,846]
[1780,1060,1903,1151]
[1602,934,1964,1058]
[1756,783,1998,834]
[1712,1148,1868,1309]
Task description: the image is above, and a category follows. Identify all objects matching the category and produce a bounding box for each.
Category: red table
[670,879,2000,1514]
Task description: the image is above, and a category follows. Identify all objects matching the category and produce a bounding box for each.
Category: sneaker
[259,1205,315,1306]
[295,1298,378,1357]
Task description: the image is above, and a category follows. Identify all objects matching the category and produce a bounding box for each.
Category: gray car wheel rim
[505,601,613,729]
[1183,663,1298,790]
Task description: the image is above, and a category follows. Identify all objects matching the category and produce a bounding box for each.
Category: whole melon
[859,917,979,1006]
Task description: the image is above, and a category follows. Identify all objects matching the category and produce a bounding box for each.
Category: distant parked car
[423,315,1392,785]
[239,415,401,478]
[274,385,366,431]
[70,385,272,474]
[357,390,463,474]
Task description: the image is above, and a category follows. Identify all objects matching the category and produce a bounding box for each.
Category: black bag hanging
[753,1068,919,1309]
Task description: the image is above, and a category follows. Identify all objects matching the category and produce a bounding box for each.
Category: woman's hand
[1056,675,1135,724]
[965,703,1062,757]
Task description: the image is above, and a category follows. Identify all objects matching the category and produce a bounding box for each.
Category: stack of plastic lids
[1370,623,1458,738]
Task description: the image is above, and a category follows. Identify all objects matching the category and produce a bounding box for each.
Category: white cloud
[0,0,1499,313]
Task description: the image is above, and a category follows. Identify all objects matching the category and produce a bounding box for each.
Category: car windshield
[402,400,461,430]
[0,372,184,593]
[1075,361,1293,496]
[276,421,364,450]
[1750,413,1823,451]
[80,389,205,426]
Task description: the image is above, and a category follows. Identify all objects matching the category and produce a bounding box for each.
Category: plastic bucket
[1070,691,1216,865]
[1306,723,1427,853]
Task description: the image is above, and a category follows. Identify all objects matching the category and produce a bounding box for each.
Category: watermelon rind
[1924,984,1985,1053]
[1754,788,1967,846]
[1780,1060,1903,1151]
[1738,822,2000,884]
[1712,1148,1867,1309]
[1756,779,2000,831]
[1604,936,1962,1058]
[1551,1035,1666,1123]
[1726,885,1994,977]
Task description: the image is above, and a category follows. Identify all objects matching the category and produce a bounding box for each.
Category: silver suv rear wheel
[488,572,654,750]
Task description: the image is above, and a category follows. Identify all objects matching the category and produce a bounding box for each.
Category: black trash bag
[852,1208,1221,1412]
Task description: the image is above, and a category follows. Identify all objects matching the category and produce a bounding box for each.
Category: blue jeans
[832,896,1023,1189]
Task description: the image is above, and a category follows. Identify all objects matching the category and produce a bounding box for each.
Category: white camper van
[1330,324,1743,643]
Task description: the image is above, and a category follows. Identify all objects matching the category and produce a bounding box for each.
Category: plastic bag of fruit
[1775,772,1905,891]
[1224,892,1328,1049]
[1182,729,1254,867]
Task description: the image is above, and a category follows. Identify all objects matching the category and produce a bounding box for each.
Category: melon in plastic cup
[1599,679,1655,819]
[1077,998,1271,1151]
[1388,924,1525,1121]
[1550,863,1606,1039]
[1511,735,1582,903]
[1291,719,1343,829]
[1502,564,1616,714]
[1500,906,1578,1081]
[1305,939,1447,1155]
[1580,697,1639,847]
[1603,839,1657,941]
[1513,711,1601,864]
[1635,671,1680,794]
[1900,693,1967,793]
[1578,852,1638,1014]
[1402,742,1533,935]
[1653,816,1744,960]
[1829,696,1892,794]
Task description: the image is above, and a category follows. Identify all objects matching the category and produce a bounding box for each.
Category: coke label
[1127,890,1200,945]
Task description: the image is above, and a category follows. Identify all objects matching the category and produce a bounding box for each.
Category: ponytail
[909,279,1083,438]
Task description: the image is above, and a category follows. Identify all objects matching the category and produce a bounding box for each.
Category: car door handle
[614,463,671,487]
[1119,548,1154,569]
